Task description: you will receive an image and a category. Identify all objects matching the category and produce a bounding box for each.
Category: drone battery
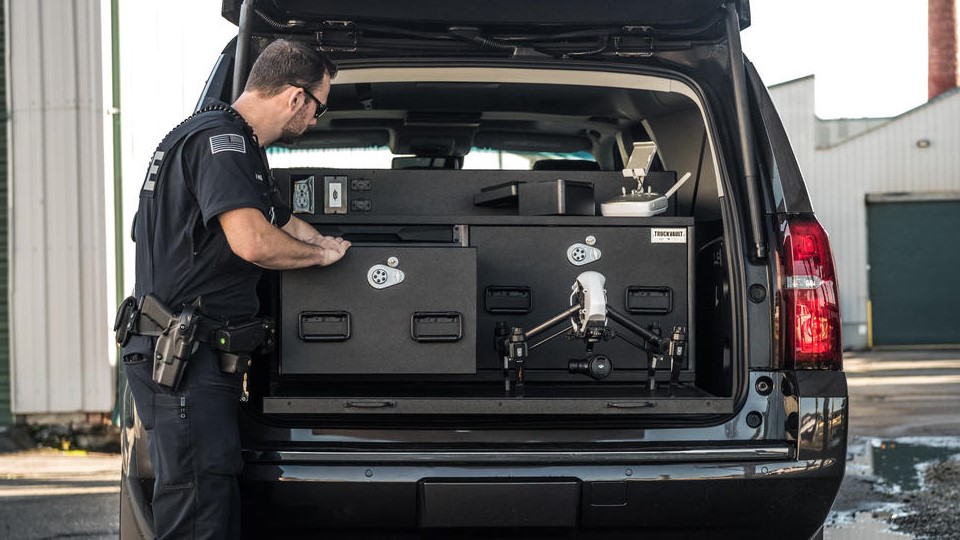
[280,246,477,375]
[519,179,595,216]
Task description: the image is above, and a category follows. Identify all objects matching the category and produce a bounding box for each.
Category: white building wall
[816,118,891,148]
[8,0,111,414]
[770,79,960,349]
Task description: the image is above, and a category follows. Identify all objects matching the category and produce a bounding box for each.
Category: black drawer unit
[471,223,694,378]
[280,246,477,375]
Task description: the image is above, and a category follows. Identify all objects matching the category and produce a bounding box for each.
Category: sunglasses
[291,84,328,119]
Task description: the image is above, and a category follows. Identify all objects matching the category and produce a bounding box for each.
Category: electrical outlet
[292,176,315,214]
[351,198,372,212]
[350,178,372,191]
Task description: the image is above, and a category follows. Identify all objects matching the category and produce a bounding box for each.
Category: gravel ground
[893,458,960,539]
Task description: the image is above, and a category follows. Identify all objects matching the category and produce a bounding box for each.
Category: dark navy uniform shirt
[127,102,290,355]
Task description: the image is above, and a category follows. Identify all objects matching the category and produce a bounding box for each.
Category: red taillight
[778,216,842,369]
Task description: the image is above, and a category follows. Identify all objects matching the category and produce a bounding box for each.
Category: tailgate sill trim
[256,446,793,464]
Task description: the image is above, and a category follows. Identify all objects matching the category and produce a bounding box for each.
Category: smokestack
[929,0,960,100]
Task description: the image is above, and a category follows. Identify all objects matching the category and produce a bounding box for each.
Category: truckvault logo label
[651,228,687,244]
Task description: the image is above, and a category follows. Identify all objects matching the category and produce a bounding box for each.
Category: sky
[742,0,935,119]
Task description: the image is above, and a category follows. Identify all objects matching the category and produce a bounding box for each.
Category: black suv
[121,1,847,538]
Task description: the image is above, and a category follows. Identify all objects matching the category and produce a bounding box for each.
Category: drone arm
[525,304,581,340]
[607,307,668,351]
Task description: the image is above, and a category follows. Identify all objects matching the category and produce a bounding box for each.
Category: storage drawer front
[472,225,693,375]
[281,246,477,374]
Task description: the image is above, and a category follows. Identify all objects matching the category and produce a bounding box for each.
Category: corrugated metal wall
[8,0,111,415]
[770,80,960,349]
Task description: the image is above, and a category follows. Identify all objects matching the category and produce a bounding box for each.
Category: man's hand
[282,216,351,266]
[306,234,351,265]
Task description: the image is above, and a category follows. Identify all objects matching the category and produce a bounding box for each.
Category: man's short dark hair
[244,39,338,96]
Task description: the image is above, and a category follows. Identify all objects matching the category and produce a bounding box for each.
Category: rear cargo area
[254,165,736,418]
[231,69,741,421]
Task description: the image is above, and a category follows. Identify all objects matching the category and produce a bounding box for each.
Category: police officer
[122,40,349,539]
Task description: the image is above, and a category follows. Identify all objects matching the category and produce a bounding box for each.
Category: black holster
[152,303,201,389]
[113,296,139,348]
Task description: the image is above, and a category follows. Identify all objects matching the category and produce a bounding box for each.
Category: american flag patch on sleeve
[209,134,246,154]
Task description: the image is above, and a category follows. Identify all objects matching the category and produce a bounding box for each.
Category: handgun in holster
[138,295,202,389]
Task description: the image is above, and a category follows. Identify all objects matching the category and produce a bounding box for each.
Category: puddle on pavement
[867,437,960,493]
[825,437,960,539]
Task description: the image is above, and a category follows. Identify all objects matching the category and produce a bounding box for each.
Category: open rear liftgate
[261,167,731,416]
[223,3,784,533]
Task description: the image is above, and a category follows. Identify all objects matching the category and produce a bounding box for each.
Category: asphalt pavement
[844,349,960,438]
[0,450,120,539]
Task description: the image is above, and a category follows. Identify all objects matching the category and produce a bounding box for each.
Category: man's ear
[284,86,302,113]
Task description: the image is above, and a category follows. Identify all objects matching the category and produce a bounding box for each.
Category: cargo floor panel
[267,382,717,399]
[261,396,732,415]
[261,384,731,416]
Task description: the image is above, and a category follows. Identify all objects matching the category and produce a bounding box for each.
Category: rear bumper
[237,371,848,539]
[239,451,842,539]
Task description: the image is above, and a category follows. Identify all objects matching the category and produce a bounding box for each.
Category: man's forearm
[220,208,349,269]
[244,225,338,269]
[282,215,321,243]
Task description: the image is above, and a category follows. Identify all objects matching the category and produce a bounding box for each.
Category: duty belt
[121,310,221,344]
[114,295,275,389]
[114,294,275,354]
[116,295,204,346]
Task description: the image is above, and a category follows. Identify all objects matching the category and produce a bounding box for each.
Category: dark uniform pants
[124,345,243,540]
